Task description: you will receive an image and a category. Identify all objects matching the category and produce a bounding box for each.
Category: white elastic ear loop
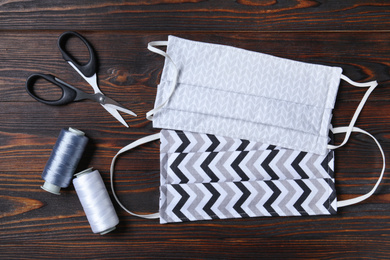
[329,126,385,208]
[328,74,378,150]
[146,41,179,121]
[110,133,161,219]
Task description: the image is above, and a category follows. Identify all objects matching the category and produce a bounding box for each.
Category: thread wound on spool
[41,128,88,194]
[73,169,119,235]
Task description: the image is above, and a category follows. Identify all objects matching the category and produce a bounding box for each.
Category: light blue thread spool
[41,127,88,195]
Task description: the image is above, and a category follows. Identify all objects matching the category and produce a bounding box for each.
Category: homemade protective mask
[147,36,378,155]
[110,127,383,223]
[110,36,384,223]
[159,130,336,223]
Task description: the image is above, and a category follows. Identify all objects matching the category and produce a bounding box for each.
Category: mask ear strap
[146,41,179,121]
[329,126,385,208]
[110,133,161,219]
[328,75,378,150]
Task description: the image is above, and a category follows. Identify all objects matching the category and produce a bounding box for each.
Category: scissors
[25,31,136,127]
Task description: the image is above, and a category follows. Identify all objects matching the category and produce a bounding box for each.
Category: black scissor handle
[25,73,77,106]
[57,31,97,78]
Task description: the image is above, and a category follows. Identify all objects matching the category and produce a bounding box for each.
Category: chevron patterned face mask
[110,127,383,223]
[158,130,337,223]
[110,36,384,223]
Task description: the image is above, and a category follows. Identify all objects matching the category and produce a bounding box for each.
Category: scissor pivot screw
[99,96,105,104]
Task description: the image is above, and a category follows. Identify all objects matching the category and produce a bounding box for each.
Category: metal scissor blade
[101,103,129,128]
[103,96,137,117]
[68,61,101,94]
[105,103,137,117]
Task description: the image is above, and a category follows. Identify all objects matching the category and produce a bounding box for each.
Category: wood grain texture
[1,1,390,259]
[0,0,390,31]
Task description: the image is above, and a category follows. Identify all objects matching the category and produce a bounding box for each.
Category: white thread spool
[73,168,119,235]
[41,127,88,195]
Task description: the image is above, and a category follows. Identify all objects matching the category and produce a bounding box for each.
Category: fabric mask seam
[159,185,168,221]
[160,79,333,110]
[163,144,280,154]
[156,107,327,140]
[157,117,325,155]
[169,36,341,71]
[163,151,334,183]
[168,208,329,222]
[165,178,331,222]
[326,145,333,179]
[162,177,335,185]
[327,129,334,179]
[163,129,281,152]
[163,176,335,185]
[160,153,168,185]
[325,178,335,211]
[318,70,341,141]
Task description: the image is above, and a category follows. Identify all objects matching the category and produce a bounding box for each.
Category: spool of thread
[73,168,119,235]
[41,127,88,195]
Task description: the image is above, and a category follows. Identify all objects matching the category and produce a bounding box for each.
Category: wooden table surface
[1,1,390,259]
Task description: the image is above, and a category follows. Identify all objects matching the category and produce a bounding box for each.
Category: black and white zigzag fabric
[159,130,337,224]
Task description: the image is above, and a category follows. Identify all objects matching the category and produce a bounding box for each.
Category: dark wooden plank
[0,0,390,31]
[1,207,390,258]
[1,238,390,259]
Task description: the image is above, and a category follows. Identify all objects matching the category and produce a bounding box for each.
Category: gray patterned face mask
[147,36,378,156]
[110,36,384,223]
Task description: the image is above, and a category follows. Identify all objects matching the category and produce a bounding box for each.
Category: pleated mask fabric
[148,36,376,156]
[110,126,384,224]
[159,129,336,224]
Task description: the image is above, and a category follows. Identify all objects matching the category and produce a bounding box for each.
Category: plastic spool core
[68,127,85,136]
[41,181,61,195]
[100,227,116,235]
